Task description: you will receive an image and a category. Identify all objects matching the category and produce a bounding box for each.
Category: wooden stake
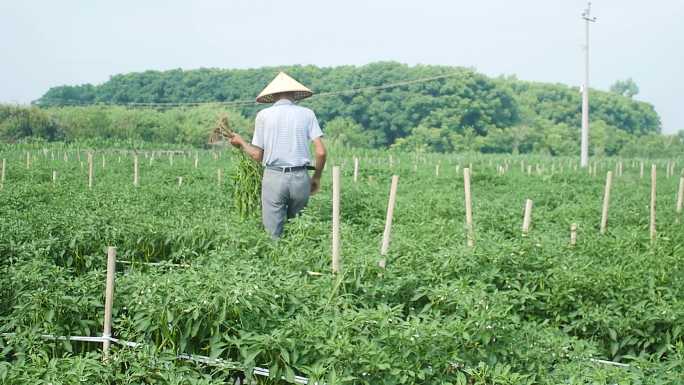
[522,199,533,236]
[332,166,341,274]
[640,161,644,179]
[102,246,116,362]
[0,158,5,190]
[102,155,106,169]
[379,175,399,268]
[217,169,222,186]
[600,171,613,234]
[353,157,359,183]
[133,155,139,187]
[88,152,94,189]
[52,170,57,185]
[676,176,684,223]
[435,163,440,177]
[26,152,30,169]
[650,164,657,241]
[570,223,577,246]
[194,153,199,169]
[178,176,183,187]
[463,168,475,247]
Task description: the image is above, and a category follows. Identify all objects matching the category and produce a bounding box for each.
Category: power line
[36,72,463,108]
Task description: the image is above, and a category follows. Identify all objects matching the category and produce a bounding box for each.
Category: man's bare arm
[310,137,326,194]
[230,134,263,163]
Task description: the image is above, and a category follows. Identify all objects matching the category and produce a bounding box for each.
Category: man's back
[252,99,322,167]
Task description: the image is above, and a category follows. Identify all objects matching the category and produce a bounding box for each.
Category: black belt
[266,165,315,173]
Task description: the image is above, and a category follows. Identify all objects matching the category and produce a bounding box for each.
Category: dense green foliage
[2,144,684,384]
[6,62,674,156]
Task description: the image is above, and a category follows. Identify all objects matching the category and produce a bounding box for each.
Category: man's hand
[310,176,321,195]
[229,133,245,149]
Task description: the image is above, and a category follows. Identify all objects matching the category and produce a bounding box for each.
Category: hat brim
[256,90,313,104]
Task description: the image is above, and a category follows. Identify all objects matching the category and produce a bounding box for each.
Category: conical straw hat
[256,72,313,104]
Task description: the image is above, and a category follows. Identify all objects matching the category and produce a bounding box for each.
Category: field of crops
[1,144,684,384]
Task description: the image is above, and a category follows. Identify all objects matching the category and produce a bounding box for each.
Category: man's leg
[286,170,311,219]
[261,169,287,238]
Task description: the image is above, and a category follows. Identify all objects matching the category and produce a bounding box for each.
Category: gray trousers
[261,168,311,238]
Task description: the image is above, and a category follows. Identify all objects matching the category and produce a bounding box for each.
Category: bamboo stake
[600,171,613,234]
[379,175,399,268]
[570,223,577,246]
[0,158,5,190]
[88,152,93,189]
[463,168,475,247]
[650,164,657,241]
[353,157,359,183]
[332,166,341,274]
[676,176,684,223]
[102,246,116,362]
[615,161,622,177]
[522,199,533,236]
[133,155,139,187]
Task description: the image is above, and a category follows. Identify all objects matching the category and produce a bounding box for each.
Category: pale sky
[1,0,682,133]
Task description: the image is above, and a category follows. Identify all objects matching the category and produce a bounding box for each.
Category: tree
[323,117,375,148]
[610,78,639,98]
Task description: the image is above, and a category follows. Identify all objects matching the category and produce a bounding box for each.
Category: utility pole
[580,2,597,168]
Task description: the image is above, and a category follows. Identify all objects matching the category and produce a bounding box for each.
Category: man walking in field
[229,72,327,238]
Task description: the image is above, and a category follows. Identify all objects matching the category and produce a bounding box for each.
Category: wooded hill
[8,62,675,155]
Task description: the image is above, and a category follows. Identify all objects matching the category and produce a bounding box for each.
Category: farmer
[229,72,327,238]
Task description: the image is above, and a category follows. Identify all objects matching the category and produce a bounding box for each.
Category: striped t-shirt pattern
[251,99,324,167]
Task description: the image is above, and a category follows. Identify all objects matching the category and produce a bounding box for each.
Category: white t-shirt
[251,99,323,167]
